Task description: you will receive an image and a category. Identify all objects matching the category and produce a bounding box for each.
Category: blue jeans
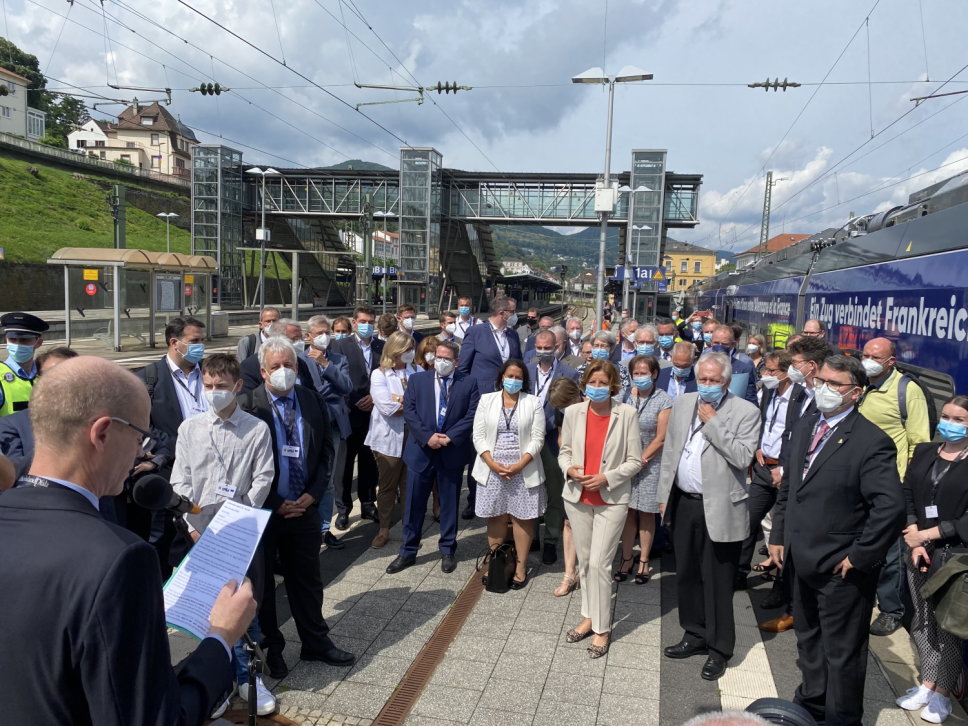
[320,436,346,534]
[232,616,263,686]
[875,537,908,618]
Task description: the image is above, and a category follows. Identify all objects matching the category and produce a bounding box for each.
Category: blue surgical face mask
[697,384,725,404]
[632,375,653,390]
[937,420,968,443]
[180,342,205,364]
[672,365,692,378]
[584,385,610,402]
[356,322,374,339]
[332,332,349,341]
[703,333,713,344]
[636,344,655,356]
[591,348,609,360]
[502,378,523,394]
[6,342,35,364]
[458,306,470,316]
[692,321,702,330]
[658,335,674,349]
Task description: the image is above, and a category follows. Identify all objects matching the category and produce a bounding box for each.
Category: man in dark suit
[0,356,256,726]
[770,355,904,726]
[240,337,354,679]
[386,340,480,574]
[656,341,698,400]
[240,320,313,392]
[526,329,580,564]
[330,305,384,530]
[135,316,209,576]
[396,303,425,344]
[455,296,520,517]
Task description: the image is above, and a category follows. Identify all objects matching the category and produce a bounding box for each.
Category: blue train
[689,169,968,395]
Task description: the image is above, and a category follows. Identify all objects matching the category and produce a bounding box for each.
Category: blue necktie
[277,397,305,497]
[437,377,449,430]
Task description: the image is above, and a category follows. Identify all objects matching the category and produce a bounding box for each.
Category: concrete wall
[0,263,65,310]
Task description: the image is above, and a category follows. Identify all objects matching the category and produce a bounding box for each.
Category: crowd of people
[0,301,966,726]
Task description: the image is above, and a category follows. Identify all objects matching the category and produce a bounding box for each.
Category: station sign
[372,266,401,278]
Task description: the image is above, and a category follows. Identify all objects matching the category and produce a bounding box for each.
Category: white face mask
[787,365,807,385]
[269,367,296,392]
[815,383,853,413]
[401,317,414,331]
[746,344,760,355]
[291,340,305,354]
[506,312,518,327]
[424,351,436,365]
[434,358,455,376]
[313,333,330,350]
[204,388,236,412]
[759,375,780,390]
[400,350,415,365]
[569,329,582,341]
[444,323,456,335]
[861,358,884,378]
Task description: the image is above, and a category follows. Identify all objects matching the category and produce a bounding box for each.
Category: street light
[572,66,653,329]
[374,210,398,314]
[156,212,179,253]
[245,166,280,311]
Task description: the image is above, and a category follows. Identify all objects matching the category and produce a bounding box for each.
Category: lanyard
[172,368,201,403]
[209,424,231,479]
[930,445,968,503]
[490,325,508,358]
[458,317,474,333]
[437,376,450,404]
[501,399,519,431]
[766,391,786,433]
[534,363,555,397]
[633,388,654,417]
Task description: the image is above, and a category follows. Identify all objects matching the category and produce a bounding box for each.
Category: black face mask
[526,317,537,326]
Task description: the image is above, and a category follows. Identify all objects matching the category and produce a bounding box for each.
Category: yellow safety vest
[0,363,35,417]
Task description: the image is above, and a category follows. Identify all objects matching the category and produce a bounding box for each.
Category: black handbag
[921,553,968,639]
[477,543,517,594]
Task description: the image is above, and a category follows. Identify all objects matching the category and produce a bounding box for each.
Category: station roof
[47,248,217,271]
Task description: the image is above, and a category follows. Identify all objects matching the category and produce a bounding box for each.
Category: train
[688,168,968,396]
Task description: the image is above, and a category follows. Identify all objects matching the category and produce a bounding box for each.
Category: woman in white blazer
[472,358,547,587]
[365,331,418,549]
[558,359,643,658]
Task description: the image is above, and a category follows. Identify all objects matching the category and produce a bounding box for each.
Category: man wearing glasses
[769,355,903,726]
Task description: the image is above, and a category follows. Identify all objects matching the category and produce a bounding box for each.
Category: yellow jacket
[859,368,931,479]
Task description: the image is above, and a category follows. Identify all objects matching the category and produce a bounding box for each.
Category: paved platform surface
[170,508,968,726]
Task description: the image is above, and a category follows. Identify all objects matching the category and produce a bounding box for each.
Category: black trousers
[672,492,742,659]
[791,560,878,726]
[738,462,779,577]
[338,412,377,513]
[259,506,331,656]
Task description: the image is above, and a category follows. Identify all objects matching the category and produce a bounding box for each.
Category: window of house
[126,141,136,148]
[141,116,155,126]
[121,154,131,163]
[5,82,14,95]
[680,259,688,273]
[151,133,159,145]
[151,155,162,169]
[694,261,702,273]
[76,139,87,148]
[175,158,185,169]
[94,140,105,147]
[1,106,10,118]
[99,151,106,159]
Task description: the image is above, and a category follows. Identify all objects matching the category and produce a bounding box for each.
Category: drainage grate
[371,568,486,726]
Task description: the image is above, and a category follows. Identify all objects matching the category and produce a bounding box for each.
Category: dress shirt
[620,346,635,362]
[170,404,275,529]
[676,415,706,494]
[667,373,687,399]
[568,340,582,357]
[356,334,373,368]
[46,476,100,510]
[164,354,209,419]
[434,375,452,429]
[659,347,674,362]
[454,316,476,340]
[760,385,792,458]
[533,362,556,406]
[800,385,816,415]
[806,405,853,467]
[267,389,305,500]
[489,323,510,362]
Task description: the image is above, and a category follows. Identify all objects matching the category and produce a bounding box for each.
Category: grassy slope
[0,155,191,262]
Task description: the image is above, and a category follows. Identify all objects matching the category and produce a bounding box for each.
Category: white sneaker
[210,695,231,719]
[896,684,933,710]
[921,691,952,724]
[239,676,277,716]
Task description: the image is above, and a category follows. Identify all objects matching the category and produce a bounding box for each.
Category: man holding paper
[0,356,255,726]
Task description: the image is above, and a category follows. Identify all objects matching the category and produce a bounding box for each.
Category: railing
[0,132,190,188]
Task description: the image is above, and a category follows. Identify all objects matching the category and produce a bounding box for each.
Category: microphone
[131,474,202,514]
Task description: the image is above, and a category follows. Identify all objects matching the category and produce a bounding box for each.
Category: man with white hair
[659,352,760,681]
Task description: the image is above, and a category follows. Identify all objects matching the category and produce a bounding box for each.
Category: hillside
[324,159,395,171]
[490,225,619,272]
[0,155,192,261]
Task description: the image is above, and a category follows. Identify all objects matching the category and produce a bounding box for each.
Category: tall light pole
[572,65,652,328]
[156,212,179,253]
[374,209,398,315]
[246,166,280,310]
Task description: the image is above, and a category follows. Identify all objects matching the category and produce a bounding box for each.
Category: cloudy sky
[6,0,968,253]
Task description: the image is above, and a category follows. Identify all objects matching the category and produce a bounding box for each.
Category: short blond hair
[380,331,415,369]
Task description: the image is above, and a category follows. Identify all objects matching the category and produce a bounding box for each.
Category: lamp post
[245,167,280,310]
[156,212,179,253]
[374,210,398,314]
[572,65,652,328]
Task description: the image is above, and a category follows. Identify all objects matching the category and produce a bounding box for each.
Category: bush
[38,134,66,149]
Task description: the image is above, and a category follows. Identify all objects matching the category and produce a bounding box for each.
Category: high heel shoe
[613,557,634,583]
[553,574,579,597]
[634,558,651,584]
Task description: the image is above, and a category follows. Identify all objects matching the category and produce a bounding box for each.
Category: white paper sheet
[163,500,271,640]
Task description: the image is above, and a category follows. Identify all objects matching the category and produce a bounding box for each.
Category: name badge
[215,481,237,499]
[925,505,939,519]
[282,445,301,458]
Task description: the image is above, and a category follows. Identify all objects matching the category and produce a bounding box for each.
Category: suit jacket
[759,383,807,442]
[658,392,761,542]
[300,350,352,438]
[558,400,643,505]
[656,365,698,399]
[402,369,480,475]
[471,391,546,488]
[0,485,231,726]
[240,353,313,394]
[526,360,580,455]
[240,384,335,510]
[455,322,522,394]
[904,441,968,542]
[771,407,904,584]
[0,409,33,478]
[331,335,385,409]
[135,357,189,472]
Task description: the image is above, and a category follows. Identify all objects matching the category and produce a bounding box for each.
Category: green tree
[0,37,87,144]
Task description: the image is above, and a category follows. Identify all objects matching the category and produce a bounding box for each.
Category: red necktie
[808,420,831,456]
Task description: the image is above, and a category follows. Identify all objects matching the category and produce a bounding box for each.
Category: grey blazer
[658,391,760,542]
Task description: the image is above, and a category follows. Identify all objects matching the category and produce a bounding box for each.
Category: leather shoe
[664,640,708,659]
[733,575,749,591]
[542,542,558,565]
[360,504,379,522]
[870,612,902,636]
[758,614,794,633]
[300,643,356,667]
[323,531,345,549]
[386,555,416,574]
[333,513,349,531]
[441,554,457,573]
[265,649,289,679]
[461,504,475,520]
[701,654,727,680]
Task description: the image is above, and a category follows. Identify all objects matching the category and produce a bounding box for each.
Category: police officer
[0,312,49,417]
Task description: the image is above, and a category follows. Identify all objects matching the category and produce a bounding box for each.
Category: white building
[0,66,46,140]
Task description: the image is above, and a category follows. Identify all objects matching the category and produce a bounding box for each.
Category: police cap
[1,312,49,337]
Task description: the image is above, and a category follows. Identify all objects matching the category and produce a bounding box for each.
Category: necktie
[437,377,449,430]
[803,420,831,475]
[278,397,304,497]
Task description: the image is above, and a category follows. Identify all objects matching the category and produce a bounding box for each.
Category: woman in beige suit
[558,359,643,657]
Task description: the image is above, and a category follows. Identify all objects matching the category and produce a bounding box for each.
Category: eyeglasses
[763,367,785,375]
[812,377,857,392]
[109,416,154,452]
